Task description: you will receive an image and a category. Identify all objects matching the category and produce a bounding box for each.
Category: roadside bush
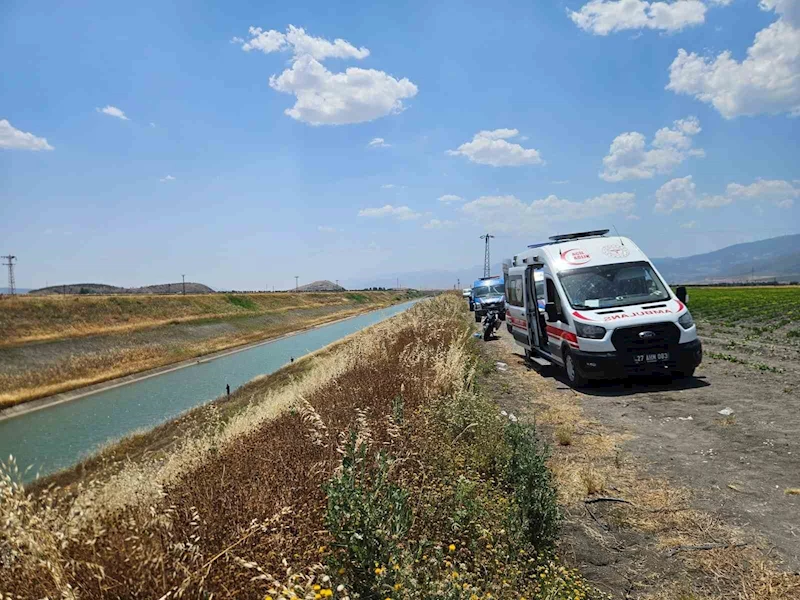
[502,420,561,551]
[325,433,411,598]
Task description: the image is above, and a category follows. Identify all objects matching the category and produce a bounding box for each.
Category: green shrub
[503,421,561,550]
[224,294,257,310]
[325,432,410,598]
[345,292,368,303]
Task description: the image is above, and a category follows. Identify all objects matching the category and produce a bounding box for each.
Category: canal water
[0,300,419,480]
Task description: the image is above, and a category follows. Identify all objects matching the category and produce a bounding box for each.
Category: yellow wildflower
[448,544,456,552]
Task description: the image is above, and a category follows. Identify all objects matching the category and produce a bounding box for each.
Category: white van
[503,230,702,387]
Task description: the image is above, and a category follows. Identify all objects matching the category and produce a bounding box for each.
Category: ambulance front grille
[611,322,680,355]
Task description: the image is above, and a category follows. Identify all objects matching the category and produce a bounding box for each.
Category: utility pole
[181,274,186,295]
[2,255,16,295]
[480,234,494,278]
[295,276,299,291]
[457,277,460,289]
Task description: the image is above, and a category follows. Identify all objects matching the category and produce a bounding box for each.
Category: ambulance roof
[514,235,650,272]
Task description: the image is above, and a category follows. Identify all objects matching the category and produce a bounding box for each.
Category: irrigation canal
[0,300,420,481]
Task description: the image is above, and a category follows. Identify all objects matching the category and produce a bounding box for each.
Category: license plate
[634,352,669,364]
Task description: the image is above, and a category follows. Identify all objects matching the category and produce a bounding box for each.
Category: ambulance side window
[545,278,563,320]
[506,275,523,307]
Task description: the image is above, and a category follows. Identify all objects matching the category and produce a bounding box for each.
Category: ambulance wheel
[564,350,588,388]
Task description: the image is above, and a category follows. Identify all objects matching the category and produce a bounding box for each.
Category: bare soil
[476,321,800,598]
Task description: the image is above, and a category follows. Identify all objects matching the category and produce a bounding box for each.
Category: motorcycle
[482,309,501,341]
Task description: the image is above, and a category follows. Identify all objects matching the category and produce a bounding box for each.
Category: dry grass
[0,290,406,346]
[554,424,574,446]
[497,360,800,599]
[0,297,416,408]
[0,294,476,597]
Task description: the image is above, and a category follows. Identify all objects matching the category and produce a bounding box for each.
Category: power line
[2,255,16,295]
[480,234,494,278]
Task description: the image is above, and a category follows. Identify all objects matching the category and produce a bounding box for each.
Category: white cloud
[462,192,635,234]
[552,180,570,184]
[726,178,799,208]
[681,220,698,228]
[667,1,800,118]
[423,219,456,229]
[447,129,543,167]
[358,204,421,220]
[236,25,369,60]
[268,55,417,126]
[381,183,396,189]
[626,214,642,220]
[317,225,337,232]
[0,119,53,151]
[159,175,176,182]
[96,105,129,121]
[600,116,703,182]
[438,194,463,203]
[655,175,696,213]
[368,137,391,148]
[655,176,798,211]
[569,0,707,35]
[149,122,156,128]
[235,26,417,125]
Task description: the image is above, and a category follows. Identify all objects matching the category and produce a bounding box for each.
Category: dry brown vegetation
[0,295,609,599]
[0,291,419,408]
[0,291,405,346]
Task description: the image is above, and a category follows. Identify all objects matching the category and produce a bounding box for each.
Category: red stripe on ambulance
[546,325,579,348]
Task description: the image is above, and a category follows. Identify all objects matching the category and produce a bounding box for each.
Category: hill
[28,282,216,295]
[652,234,800,284]
[296,279,346,292]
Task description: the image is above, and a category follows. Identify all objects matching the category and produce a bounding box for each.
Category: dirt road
[476,324,800,598]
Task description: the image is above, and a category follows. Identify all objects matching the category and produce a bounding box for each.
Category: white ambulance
[503,230,702,387]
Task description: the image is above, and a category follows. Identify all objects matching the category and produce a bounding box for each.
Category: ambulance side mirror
[676,286,688,304]
[545,302,558,322]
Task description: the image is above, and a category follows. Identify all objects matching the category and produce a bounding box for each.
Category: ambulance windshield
[558,261,669,310]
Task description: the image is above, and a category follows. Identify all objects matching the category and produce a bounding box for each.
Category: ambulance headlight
[575,322,606,339]
[678,311,695,330]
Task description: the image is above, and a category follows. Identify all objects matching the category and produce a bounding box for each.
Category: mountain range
[343,234,800,289]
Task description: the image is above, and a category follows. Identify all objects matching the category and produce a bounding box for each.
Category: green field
[687,286,800,335]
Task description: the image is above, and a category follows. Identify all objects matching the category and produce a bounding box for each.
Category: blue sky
[2,0,799,290]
